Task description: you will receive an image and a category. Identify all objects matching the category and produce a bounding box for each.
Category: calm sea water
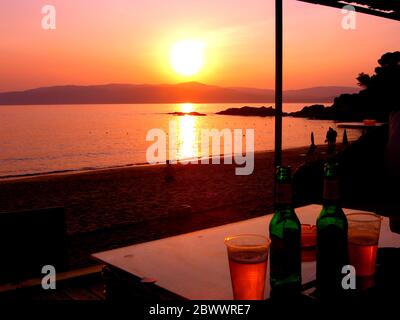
[0,103,361,177]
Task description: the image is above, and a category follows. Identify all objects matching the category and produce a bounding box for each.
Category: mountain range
[0,82,359,105]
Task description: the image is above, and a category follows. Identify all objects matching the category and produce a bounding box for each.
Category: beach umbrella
[307,132,317,155]
[343,129,349,146]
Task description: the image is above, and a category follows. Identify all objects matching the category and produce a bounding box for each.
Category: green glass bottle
[316,162,348,297]
[269,166,301,297]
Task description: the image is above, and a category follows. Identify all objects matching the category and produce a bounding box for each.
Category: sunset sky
[0,0,399,92]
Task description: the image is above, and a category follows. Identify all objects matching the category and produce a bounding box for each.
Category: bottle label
[323,180,339,200]
[276,183,292,204]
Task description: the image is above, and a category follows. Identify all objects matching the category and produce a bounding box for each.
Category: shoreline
[0,148,282,182]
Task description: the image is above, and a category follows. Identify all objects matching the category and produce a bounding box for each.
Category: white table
[92,205,400,300]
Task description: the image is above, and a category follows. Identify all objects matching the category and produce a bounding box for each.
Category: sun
[170,40,204,76]
[181,103,194,113]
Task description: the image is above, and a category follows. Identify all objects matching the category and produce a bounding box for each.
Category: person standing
[326,127,338,154]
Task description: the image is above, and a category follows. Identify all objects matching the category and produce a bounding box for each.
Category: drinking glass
[347,212,382,277]
[224,234,270,300]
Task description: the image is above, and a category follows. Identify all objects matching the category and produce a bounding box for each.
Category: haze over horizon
[0,80,358,93]
[0,81,360,105]
[1,0,399,92]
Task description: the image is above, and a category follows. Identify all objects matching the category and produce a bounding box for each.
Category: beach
[0,146,327,268]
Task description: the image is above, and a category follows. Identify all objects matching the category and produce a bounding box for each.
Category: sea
[0,103,361,178]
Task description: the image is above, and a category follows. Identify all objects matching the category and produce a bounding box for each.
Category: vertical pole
[275,0,283,169]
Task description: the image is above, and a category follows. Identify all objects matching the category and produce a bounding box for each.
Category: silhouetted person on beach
[326,127,337,154]
[164,159,175,183]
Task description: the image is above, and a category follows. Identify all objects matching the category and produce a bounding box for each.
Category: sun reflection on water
[177,115,198,160]
[176,103,199,160]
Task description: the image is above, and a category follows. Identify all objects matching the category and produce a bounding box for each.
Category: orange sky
[0,0,399,92]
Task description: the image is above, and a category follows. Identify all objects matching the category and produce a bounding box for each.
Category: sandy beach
[0,146,328,268]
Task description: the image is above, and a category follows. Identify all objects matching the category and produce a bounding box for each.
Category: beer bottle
[269,166,301,297]
[316,162,348,297]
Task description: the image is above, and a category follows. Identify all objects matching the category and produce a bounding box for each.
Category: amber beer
[348,233,378,276]
[347,213,381,277]
[228,250,268,300]
[225,235,270,300]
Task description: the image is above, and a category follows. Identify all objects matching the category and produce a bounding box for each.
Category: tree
[333,51,400,121]
[356,72,371,88]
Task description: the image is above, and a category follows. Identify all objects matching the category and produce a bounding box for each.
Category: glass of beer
[224,234,270,300]
[347,212,382,277]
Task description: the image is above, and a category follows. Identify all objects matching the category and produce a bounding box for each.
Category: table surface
[337,122,386,129]
[92,204,400,300]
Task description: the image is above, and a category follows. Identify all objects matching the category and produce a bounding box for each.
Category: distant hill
[0,82,359,105]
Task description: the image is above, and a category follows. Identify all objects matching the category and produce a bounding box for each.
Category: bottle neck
[275,182,293,207]
[323,178,340,206]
